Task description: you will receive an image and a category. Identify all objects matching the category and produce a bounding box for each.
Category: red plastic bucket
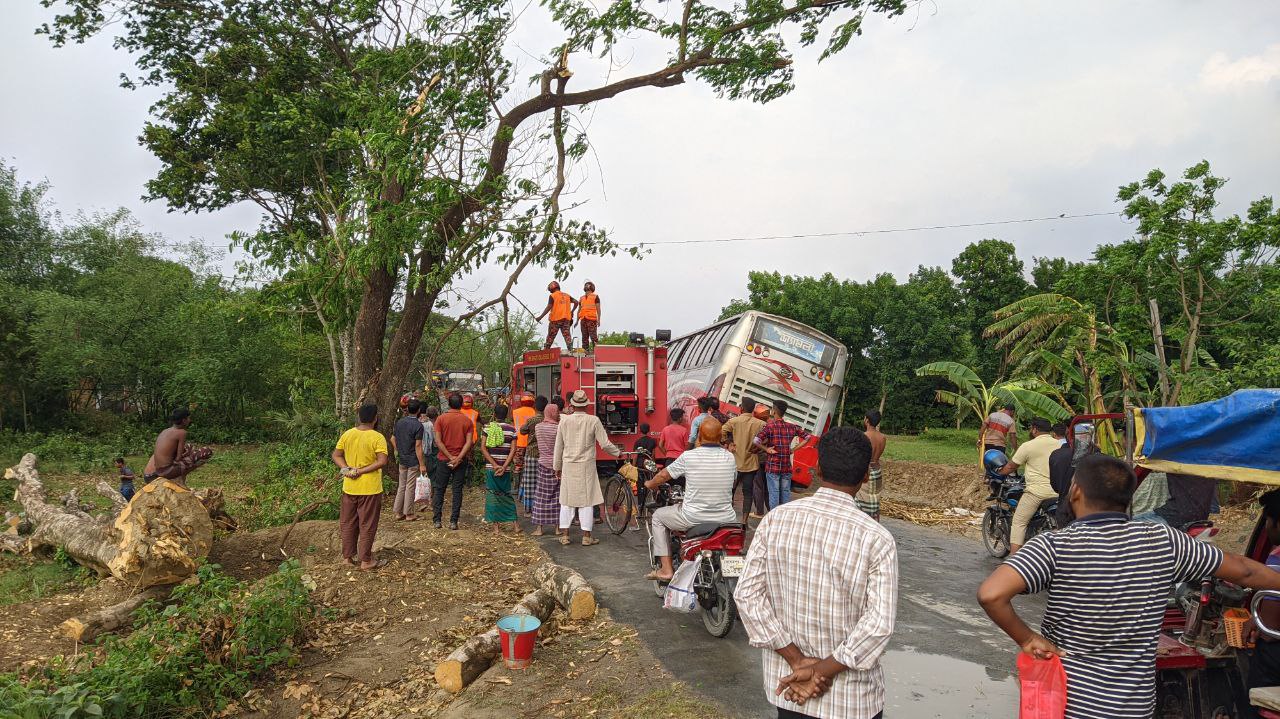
[497,614,541,670]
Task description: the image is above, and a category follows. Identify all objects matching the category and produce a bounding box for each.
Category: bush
[0,428,152,473]
[0,561,313,719]
[238,439,342,530]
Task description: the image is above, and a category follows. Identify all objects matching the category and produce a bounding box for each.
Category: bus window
[751,318,836,368]
[687,330,714,368]
[669,338,689,370]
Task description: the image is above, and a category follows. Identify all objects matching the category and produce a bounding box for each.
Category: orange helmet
[463,394,474,407]
[399,394,411,408]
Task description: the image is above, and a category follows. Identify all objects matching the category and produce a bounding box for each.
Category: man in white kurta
[554,390,621,546]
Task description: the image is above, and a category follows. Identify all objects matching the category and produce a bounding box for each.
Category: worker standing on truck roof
[537,281,578,352]
[577,280,601,354]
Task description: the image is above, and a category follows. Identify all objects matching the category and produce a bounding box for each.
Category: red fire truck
[512,342,670,462]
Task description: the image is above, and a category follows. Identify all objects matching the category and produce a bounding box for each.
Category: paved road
[542,514,1045,718]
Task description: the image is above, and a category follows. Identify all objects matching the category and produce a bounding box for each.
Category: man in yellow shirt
[998,417,1059,554]
[332,403,390,570]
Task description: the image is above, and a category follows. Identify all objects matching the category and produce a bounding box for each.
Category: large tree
[950,238,1029,381]
[44,0,910,427]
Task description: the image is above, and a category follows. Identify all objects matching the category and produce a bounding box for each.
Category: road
[542,514,1045,718]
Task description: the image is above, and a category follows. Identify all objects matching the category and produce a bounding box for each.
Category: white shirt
[664,445,739,526]
[737,488,898,719]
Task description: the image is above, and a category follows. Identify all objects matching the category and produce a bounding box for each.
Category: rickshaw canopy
[1133,389,1280,485]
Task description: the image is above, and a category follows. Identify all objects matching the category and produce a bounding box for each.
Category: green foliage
[239,439,342,531]
[882,428,982,467]
[0,556,90,607]
[951,239,1029,381]
[0,561,313,719]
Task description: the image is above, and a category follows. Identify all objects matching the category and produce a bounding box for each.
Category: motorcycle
[979,449,1058,558]
[645,483,747,638]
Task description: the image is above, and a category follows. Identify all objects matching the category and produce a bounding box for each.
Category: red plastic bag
[1018,653,1067,719]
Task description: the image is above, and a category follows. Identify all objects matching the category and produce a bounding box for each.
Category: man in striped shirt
[738,426,897,719]
[978,454,1280,719]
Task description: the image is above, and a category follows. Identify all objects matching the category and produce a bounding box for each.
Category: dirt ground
[0,491,720,718]
[876,458,1262,552]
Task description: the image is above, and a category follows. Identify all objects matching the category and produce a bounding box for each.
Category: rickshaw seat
[1250,686,1280,712]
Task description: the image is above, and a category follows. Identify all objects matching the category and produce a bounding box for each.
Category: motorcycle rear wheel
[982,507,1011,558]
[701,575,737,638]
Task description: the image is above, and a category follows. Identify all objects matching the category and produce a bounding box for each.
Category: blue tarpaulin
[1134,389,1280,485]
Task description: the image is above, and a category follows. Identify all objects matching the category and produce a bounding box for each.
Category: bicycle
[601,450,659,535]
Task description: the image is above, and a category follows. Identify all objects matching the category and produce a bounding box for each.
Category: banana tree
[915,361,1072,465]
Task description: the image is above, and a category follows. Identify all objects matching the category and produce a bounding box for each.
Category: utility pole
[1148,298,1171,406]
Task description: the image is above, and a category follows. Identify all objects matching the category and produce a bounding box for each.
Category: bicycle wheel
[981,506,1011,558]
[602,475,633,536]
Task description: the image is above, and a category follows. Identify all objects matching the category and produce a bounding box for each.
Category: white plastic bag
[413,473,432,503]
[662,556,701,613]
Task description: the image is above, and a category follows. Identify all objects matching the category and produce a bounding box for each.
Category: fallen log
[532,562,597,620]
[193,487,238,531]
[434,587,557,694]
[59,583,176,643]
[6,454,214,588]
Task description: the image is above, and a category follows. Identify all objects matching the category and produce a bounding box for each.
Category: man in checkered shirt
[738,426,898,719]
[753,399,810,509]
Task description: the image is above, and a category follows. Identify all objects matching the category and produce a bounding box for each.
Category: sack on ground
[413,473,431,503]
[662,556,701,613]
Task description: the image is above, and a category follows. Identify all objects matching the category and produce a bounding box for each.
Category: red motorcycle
[645,483,747,638]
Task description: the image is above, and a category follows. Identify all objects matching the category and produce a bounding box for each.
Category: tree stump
[434,588,557,694]
[532,562,597,620]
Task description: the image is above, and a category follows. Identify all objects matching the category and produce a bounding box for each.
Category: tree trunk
[434,587,557,694]
[532,562,596,620]
[368,274,444,432]
[59,583,176,643]
[351,263,396,403]
[95,479,128,514]
[6,454,214,588]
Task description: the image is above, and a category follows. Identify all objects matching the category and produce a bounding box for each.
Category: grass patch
[0,561,313,719]
[884,428,986,467]
[606,685,723,718]
[0,555,90,606]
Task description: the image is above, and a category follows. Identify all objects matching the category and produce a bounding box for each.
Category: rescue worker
[536,280,578,352]
[461,393,480,442]
[577,280,601,354]
[511,394,537,473]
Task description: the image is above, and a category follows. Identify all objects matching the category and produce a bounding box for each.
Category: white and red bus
[666,311,848,435]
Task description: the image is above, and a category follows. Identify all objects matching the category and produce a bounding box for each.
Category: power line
[616,211,1125,247]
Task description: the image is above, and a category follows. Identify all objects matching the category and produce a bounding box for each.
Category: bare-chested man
[144,407,212,487]
[855,409,888,521]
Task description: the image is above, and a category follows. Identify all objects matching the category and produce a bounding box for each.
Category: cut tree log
[193,487,238,531]
[59,583,176,643]
[434,587,557,694]
[6,453,214,588]
[532,562,597,620]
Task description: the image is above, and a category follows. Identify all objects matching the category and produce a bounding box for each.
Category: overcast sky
[3,1,1278,337]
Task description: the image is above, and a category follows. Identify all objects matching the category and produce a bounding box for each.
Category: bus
[665,311,848,434]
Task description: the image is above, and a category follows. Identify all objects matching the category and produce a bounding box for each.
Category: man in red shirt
[432,393,475,530]
[754,400,810,509]
[657,407,689,467]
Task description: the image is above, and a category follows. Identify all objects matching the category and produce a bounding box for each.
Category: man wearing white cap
[554,389,621,546]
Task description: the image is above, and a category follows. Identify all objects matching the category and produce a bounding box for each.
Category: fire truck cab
[512,343,670,462]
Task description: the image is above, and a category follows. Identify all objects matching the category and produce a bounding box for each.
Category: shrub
[0,561,313,719]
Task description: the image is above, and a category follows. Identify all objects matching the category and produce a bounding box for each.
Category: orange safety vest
[549,291,573,322]
[579,293,599,321]
[462,407,479,441]
[512,406,535,448]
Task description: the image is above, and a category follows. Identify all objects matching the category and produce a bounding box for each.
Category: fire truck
[512,337,670,462]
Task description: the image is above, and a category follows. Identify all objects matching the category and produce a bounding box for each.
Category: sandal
[582,536,600,546]
[558,534,571,546]
[644,570,673,581]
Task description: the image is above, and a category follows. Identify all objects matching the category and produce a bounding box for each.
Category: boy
[114,457,136,501]
[978,454,1280,718]
[332,403,390,570]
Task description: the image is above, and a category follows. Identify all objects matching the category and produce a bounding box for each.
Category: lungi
[484,468,518,522]
[532,463,560,526]
[856,464,882,521]
[518,459,538,515]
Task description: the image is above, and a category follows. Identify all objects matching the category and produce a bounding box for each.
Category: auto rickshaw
[1069,389,1280,718]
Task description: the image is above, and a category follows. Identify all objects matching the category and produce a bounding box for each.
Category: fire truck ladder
[576,354,596,405]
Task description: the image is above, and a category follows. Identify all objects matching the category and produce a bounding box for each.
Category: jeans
[432,460,470,523]
[766,472,792,509]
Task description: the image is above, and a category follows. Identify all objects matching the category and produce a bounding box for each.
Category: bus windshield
[751,319,836,368]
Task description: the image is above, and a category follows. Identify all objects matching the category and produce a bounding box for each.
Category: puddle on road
[882,649,1017,718]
